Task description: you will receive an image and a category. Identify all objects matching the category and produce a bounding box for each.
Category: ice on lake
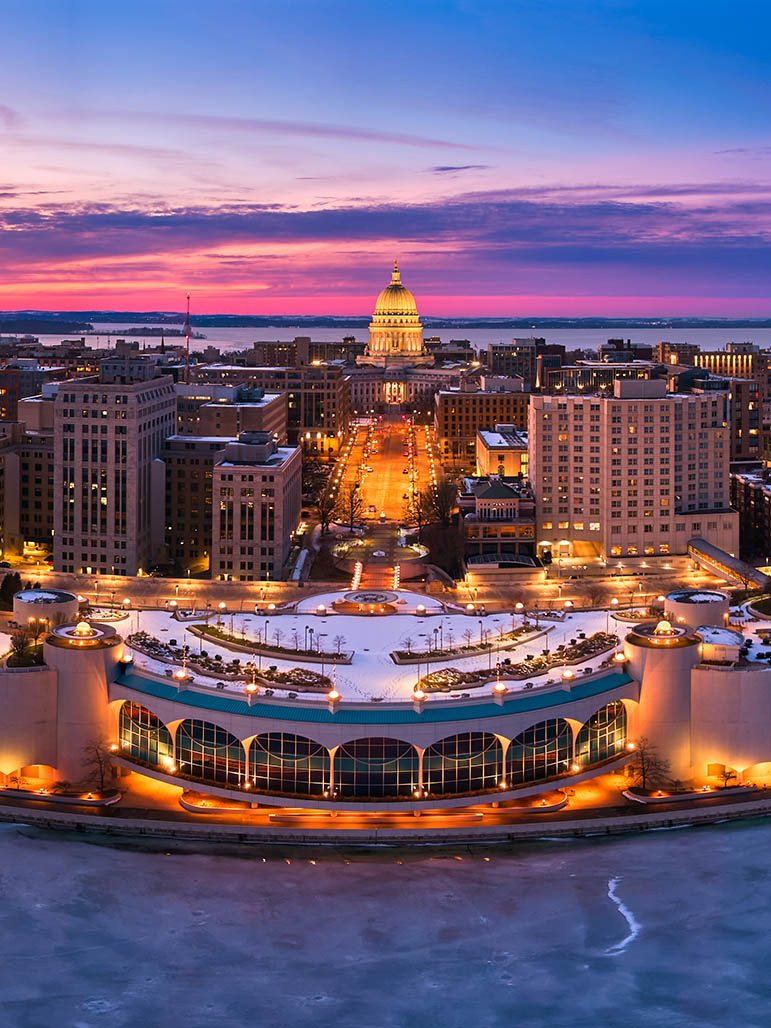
[2,819,771,1026]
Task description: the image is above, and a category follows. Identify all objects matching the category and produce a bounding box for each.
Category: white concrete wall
[43,639,123,783]
[691,664,771,774]
[625,637,700,778]
[665,593,729,631]
[0,666,58,775]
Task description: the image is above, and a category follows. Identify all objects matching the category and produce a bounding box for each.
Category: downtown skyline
[2,0,771,315]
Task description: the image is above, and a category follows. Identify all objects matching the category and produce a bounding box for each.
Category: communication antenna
[184,293,191,384]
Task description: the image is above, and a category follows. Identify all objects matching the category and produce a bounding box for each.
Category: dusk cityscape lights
[2,2,771,1024]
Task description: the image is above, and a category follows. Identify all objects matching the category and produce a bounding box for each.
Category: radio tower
[184,293,191,384]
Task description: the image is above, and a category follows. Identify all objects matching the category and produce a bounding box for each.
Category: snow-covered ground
[125,603,619,702]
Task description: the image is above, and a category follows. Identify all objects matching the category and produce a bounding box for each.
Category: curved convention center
[3,600,771,814]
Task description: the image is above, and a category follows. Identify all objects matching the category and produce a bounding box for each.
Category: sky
[2,0,771,316]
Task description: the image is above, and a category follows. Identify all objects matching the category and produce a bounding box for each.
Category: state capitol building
[347,261,476,414]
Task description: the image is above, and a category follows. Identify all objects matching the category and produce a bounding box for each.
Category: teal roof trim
[114,669,636,724]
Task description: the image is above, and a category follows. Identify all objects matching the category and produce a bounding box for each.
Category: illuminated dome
[653,620,675,636]
[373,261,419,316]
[358,260,431,368]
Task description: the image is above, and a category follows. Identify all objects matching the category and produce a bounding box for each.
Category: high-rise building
[53,377,176,575]
[211,432,301,582]
[528,380,738,560]
[162,435,235,573]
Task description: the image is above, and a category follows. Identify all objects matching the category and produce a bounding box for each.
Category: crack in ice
[603,876,641,956]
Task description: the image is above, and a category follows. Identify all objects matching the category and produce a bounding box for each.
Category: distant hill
[2,311,771,331]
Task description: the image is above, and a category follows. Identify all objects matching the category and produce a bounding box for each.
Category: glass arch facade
[424,732,503,796]
[250,733,330,797]
[118,702,173,768]
[506,718,572,785]
[175,720,246,786]
[334,738,419,797]
[575,702,627,766]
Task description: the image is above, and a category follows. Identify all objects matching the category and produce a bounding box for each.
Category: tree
[292,628,300,651]
[402,493,430,540]
[462,627,474,649]
[421,477,458,527]
[718,767,737,788]
[341,484,364,532]
[10,627,29,661]
[273,627,284,650]
[402,635,414,654]
[585,584,604,608]
[333,633,346,654]
[629,737,671,791]
[82,737,112,792]
[316,487,342,535]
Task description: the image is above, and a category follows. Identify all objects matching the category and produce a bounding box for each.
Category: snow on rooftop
[126,604,616,703]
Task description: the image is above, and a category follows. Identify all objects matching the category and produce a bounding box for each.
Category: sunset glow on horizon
[2,0,771,316]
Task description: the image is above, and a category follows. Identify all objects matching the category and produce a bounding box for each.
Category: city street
[335,416,435,523]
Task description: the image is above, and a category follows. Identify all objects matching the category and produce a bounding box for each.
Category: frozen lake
[3,819,771,1026]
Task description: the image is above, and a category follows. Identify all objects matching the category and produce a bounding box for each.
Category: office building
[529,380,738,559]
[53,377,177,575]
[434,382,529,470]
[211,433,301,582]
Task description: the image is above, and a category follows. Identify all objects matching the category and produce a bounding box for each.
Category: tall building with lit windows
[528,379,739,560]
[53,377,177,575]
[211,432,301,582]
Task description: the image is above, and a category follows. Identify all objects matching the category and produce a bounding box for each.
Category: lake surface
[3,819,771,1026]
[28,322,771,356]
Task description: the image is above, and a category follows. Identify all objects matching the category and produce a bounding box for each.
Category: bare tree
[585,583,604,608]
[718,767,737,788]
[292,628,300,651]
[341,483,364,532]
[630,737,671,791]
[7,773,25,790]
[51,780,71,794]
[462,627,474,649]
[316,487,341,535]
[446,626,455,651]
[421,478,458,527]
[82,737,112,793]
[402,635,414,654]
[273,627,284,650]
[333,633,346,655]
[10,628,30,661]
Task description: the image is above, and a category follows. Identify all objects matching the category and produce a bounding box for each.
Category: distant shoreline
[3,313,771,331]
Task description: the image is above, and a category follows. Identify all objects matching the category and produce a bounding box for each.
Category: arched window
[251,733,329,797]
[507,718,572,785]
[334,738,419,798]
[575,702,627,766]
[175,720,245,786]
[424,732,503,796]
[118,702,173,768]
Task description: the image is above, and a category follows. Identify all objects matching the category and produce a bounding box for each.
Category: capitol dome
[373,261,419,316]
[358,260,430,368]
